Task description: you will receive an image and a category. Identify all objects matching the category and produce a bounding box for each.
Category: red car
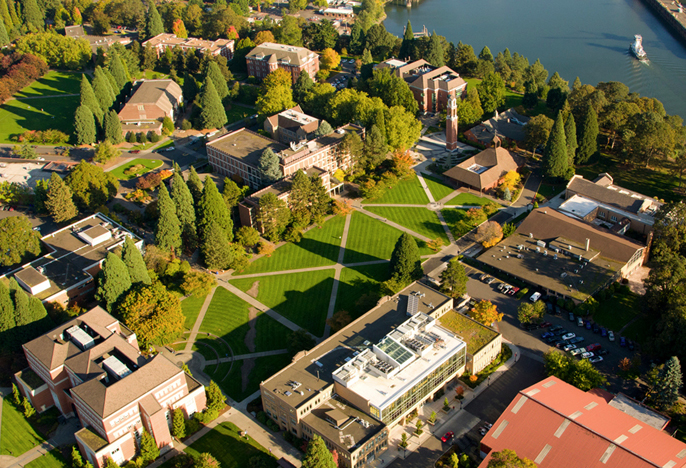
[540,321,552,328]
[130,150,141,154]
[441,431,454,443]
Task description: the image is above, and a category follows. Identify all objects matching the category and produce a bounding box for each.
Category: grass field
[334,263,390,320]
[231,270,335,336]
[184,422,276,468]
[208,354,292,403]
[109,158,163,180]
[445,193,493,206]
[365,206,450,244]
[225,104,254,125]
[592,291,642,333]
[343,212,433,264]
[181,293,208,330]
[25,450,68,468]
[422,174,455,201]
[255,313,291,352]
[536,182,565,201]
[15,71,82,98]
[199,287,252,356]
[235,216,345,275]
[0,399,46,456]
[362,176,429,204]
[0,96,79,143]
[576,152,681,202]
[155,139,175,150]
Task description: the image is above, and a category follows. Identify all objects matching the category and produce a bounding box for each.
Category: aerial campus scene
[1,0,686,467]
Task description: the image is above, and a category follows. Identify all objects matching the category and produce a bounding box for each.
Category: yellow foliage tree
[500,170,521,190]
[477,221,503,248]
[471,299,503,326]
[320,48,341,71]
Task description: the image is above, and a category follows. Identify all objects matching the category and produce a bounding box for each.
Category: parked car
[569,336,585,344]
[486,277,496,284]
[480,274,489,282]
[628,340,635,351]
[530,292,541,302]
[554,328,568,336]
[577,317,584,327]
[563,343,578,352]
[608,331,615,341]
[598,349,609,356]
[619,336,626,347]
[130,150,141,154]
[550,325,563,333]
[569,312,575,321]
[570,348,584,356]
[601,327,607,337]
[547,336,562,344]
[524,323,539,331]
[581,352,594,359]
[562,333,576,341]
[589,356,603,363]
[556,341,567,349]
[441,431,454,443]
[540,322,552,328]
[541,331,554,339]
[592,324,600,334]
[585,321,592,330]
[507,287,520,296]
[586,343,601,352]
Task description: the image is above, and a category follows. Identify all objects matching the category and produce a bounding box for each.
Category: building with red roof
[480,376,686,468]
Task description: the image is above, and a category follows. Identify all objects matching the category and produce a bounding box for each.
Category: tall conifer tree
[389,233,423,285]
[201,221,233,270]
[104,110,124,144]
[122,236,151,285]
[170,172,197,250]
[564,113,578,167]
[93,66,116,111]
[96,253,132,312]
[187,166,203,205]
[0,281,15,334]
[205,61,229,101]
[21,0,42,30]
[197,177,233,242]
[74,105,96,145]
[108,52,129,91]
[45,172,77,223]
[199,79,227,129]
[576,105,599,164]
[80,75,103,124]
[145,0,164,39]
[542,112,568,178]
[155,185,182,254]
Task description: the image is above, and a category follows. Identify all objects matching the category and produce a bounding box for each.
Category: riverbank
[640,0,686,44]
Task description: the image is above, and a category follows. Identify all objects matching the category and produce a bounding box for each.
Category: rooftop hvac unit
[536,240,547,248]
[529,233,534,238]
[536,247,540,252]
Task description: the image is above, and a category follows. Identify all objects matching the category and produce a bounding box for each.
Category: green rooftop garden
[439,310,499,354]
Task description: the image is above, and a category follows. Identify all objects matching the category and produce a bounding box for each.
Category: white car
[530,292,541,302]
[164,147,175,152]
[589,356,603,363]
[570,348,584,356]
[562,333,576,341]
[563,343,577,352]
[581,352,594,359]
[608,331,615,341]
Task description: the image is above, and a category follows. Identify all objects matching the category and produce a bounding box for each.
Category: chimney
[585,238,590,251]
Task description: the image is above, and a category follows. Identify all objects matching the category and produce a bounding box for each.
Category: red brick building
[375,59,467,114]
[142,33,234,59]
[118,80,183,136]
[15,307,206,468]
[480,376,686,467]
[246,42,320,84]
[442,145,522,193]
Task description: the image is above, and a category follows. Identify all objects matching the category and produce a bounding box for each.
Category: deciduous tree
[524,114,554,156]
[0,216,41,267]
[320,48,340,71]
[517,301,546,324]
[302,435,337,468]
[477,72,506,115]
[65,161,119,210]
[256,68,295,116]
[94,139,120,164]
[471,299,503,325]
[45,172,77,223]
[119,281,184,347]
[476,221,503,248]
[487,449,537,468]
[96,253,132,312]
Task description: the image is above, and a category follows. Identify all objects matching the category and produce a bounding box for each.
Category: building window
[611,215,618,222]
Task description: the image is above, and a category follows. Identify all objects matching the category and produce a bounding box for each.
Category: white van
[530,292,542,302]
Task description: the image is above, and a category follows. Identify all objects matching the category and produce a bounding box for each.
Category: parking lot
[462,263,644,396]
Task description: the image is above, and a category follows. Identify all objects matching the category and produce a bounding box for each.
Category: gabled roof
[566,175,661,215]
[443,147,522,190]
[480,376,686,468]
[123,80,182,118]
[467,108,530,144]
[246,42,316,67]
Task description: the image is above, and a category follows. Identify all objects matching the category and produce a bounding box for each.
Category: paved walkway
[206,349,289,365]
[185,288,217,352]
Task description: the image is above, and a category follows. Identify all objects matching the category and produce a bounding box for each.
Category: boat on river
[630,34,648,60]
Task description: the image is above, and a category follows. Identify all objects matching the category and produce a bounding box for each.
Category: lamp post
[488,376,491,387]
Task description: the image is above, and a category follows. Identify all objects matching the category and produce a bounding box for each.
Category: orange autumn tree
[476,221,503,248]
[172,19,187,38]
[471,299,504,326]
[392,150,415,178]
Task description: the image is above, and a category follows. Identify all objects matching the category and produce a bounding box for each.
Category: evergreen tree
[288,170,311,226]
[572,76,582,91]
[314,120,333,137]
[440,258,468,298]
[576,104,599,164]
[96,252,132,312]
[362,125,387,170]
[479,45,494,62]
[201,221,232,270]
[187,166,204,205]
[389,233,422,286]
[293,70,314,104]
[104,110,123,144]
[197,177,233,242]
[80,75,103,124]
[399,20,414,60]
[0,281,14,334]
[28,297,47,324]
[309,175,329,225]
[564,112,578,167]
[93,66,116,111]
[425,32,444,67]
[71,446,84,468]
[108,51,129,91]
[171,408,186,439]
[155,185,182,254]
[199,79,227,129]
[11,284,29,342]
[222,178,242,210]
[121,236,151,285]
[145,0,164,39]
[139,430,160,463]
[258,192,291,242]
[522,80,538,109]
[653,356,683,410]
[205,61,229,101]
[171,171,197,250]
[361,48,373,65]
[182,73,199,103]
[258,148,281,184]
[74,105,96,145]
[0,0,12,35]
[302,435,337,468]
[45,172,77,223]
[21,0,43,30]
[206,380,225,412]
[542,112,568,179]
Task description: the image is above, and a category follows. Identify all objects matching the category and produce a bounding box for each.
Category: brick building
[375,59,467,114]
[246,42,320,84]
[142,33,234,59]
[15,307,206,468]
[0,213,142,307]
[264,105,320,144]
[442,145,523,193]
[118,80,183,136]
[464,108,530,148]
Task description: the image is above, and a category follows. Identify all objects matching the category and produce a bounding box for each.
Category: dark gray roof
[566,176,658,214]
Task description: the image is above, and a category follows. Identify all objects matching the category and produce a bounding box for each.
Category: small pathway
[323,213,352,337]
[415,172,436,203]
[205,349,289,365]
[184,288,217,352]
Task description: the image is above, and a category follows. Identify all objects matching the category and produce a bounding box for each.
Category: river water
[383,0,686,118]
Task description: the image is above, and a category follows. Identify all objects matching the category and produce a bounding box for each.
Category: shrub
[181,120,192,130]
[181,270,217,297]
[149,132,161,143]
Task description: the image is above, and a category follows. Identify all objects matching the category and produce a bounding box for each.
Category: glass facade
[373,347,466,424]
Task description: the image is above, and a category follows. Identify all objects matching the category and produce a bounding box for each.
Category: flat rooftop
[302,397,384,452]
[262,282,454,409]
[207,128,291,167]
[478,233,624,301]
[438,309,499,355]
[0,161,52,188]
[609,393,670,430]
